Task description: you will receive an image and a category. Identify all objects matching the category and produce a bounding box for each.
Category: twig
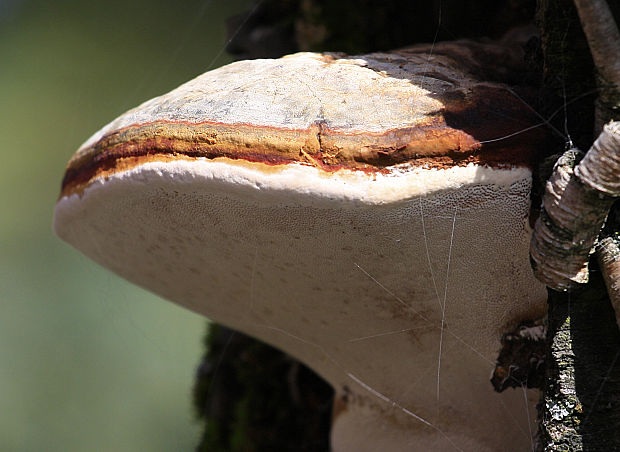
[572,0,620,90]
[573,0,620,132]
[531,122,620,291]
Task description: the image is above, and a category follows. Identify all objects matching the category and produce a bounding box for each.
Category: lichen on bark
[539,276,620,451]
[533,1,620,450]
[540,298,583,451]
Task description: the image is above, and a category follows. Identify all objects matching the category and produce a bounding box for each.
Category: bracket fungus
[55,40,549,451]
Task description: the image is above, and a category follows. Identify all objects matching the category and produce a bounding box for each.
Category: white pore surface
[55,159,547,452]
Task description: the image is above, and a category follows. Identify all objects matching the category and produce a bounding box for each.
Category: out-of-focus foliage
[0,0,250,450]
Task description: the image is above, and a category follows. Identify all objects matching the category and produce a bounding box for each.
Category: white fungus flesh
[55,46,548,452]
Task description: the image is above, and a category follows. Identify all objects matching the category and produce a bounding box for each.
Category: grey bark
[534,0,620,449]
[539,276,620,451]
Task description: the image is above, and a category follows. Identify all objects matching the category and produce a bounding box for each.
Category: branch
[573,0,620,91]
[573,0,620,131]
[530,122,620,291]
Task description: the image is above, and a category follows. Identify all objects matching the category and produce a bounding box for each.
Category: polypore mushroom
[55,40,548,451]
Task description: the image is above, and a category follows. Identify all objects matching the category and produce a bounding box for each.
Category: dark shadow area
[544,270,620,451]
[571,271,620,450]
[226,0,537,57]
[194,325,333,452]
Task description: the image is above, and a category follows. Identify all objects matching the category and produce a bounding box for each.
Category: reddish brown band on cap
[61,84,543,198]
[60,40,549,199]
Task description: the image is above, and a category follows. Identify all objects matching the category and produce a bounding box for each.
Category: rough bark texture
[576,122,620,196]
[572,0,620,132]
[536,0,596,151]
[534,0,620,450]
[541,296,582,451]
[539,274,620,451]
[530,122,620,291]
[491,320,547,392]
[530,148,614,289]
[598,202,620,326]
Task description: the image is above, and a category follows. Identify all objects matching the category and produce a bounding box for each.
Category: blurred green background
[0,0,251,450]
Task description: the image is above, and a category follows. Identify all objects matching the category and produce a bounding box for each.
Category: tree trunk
[193,1,620,450]
[540,275,620,451]
[535,0,620,449]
